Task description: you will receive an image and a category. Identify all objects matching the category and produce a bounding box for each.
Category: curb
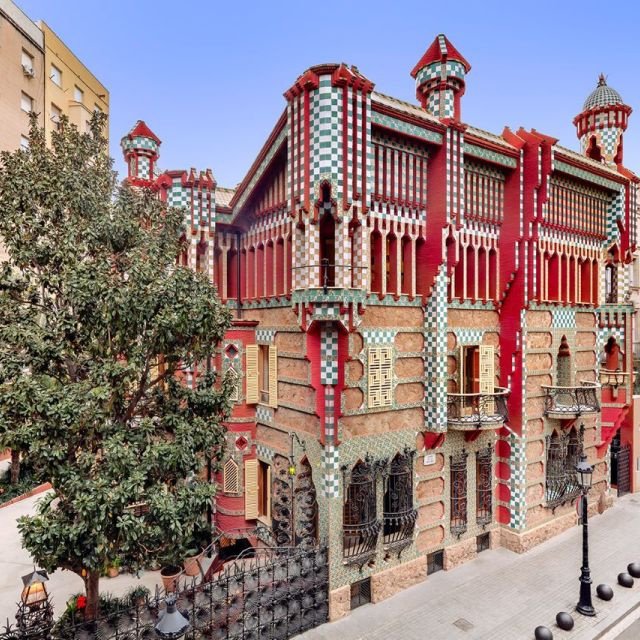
[0,483,52,509]
[594,599,640,640]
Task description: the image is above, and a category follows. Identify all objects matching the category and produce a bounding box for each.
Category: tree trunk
[84,569,100,621]
[10,449,20,485]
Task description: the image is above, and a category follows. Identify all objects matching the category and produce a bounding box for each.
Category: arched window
[319,212,336,288]
[383,452,416,545]
[605,263,617,304]
[556,335,571,387]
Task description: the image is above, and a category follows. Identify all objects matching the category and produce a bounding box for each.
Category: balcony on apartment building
[446,387,510,430]
[542,381,600,419]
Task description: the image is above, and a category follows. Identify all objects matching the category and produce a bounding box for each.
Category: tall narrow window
[545,427,583,509]
[319,212,335,288]
[370,230,382,293]
[223,459,240,494]
[227,250,238,299]
[386,234,397,295]
[343,459,380,561]
[476,446,492,526]
[257,460,271,522]
[368,346,393,408]
[21,50,34,75]
[266,241,274,297]
[74,86,84,103]
[556,335,571,387]
[450,451,468,537]
[383,452,417,547]
[605,263,617,304]
[21,92,33,113]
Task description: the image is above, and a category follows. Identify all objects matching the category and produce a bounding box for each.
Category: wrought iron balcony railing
[343,519,382,563]
[542,381,600,418]
[383,508,417,548]
[446,387,510,430]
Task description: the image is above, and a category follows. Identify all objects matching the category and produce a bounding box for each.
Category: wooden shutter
[368,346,393,408]
[244,459,258,519]
[479,345,495,413]
[223,459,239,493]
[268,345,278,408]
[245,345,259,404]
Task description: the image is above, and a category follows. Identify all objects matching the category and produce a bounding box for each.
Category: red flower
[76,595,87,609]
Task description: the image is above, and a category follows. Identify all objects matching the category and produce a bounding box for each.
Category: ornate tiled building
[122,35,638,620]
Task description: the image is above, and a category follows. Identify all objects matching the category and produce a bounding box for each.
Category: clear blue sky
[17,0,640,188]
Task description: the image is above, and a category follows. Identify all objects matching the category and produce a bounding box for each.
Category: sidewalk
[0,492,164,618]
[299,494,640,640]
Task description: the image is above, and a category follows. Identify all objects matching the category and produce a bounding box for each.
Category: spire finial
[598,73,607,87]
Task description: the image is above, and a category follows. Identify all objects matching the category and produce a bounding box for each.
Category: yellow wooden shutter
[268,345,278,408]
[479,345,495,413]
[244,459,258,519]
[368,346,393,408]
[223,459,239,494]
[245,345,259,404]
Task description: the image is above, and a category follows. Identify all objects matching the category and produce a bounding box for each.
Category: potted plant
[160,563,182,592]
[183,523,210,576]
[105,557,121,578]
[126,584,150,608]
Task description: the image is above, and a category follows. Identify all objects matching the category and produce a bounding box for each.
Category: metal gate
[5,545,329,640]
[616,444,631,497]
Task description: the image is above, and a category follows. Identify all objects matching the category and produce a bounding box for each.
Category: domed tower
[573,75,632,165]
[120,120,162,186]
[411,34,471,121]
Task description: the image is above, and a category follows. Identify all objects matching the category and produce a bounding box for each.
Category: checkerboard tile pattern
[320,444,340,498]
[320,324,339,385]
[256,329,275,344]
[508,432,527,529]
[552,308,576,329]
[360,329,397,345]
[256,443,274,463]
[256,405,273,426]
[424,268,448,432]
[454,328,485,345]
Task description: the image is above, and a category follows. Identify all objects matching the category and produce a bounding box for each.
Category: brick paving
[298,494,640,640]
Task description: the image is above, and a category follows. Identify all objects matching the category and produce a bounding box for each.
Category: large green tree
[0,114,232,619]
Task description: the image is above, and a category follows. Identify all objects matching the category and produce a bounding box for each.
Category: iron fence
[0,545,329,640]
[542,382,600,416]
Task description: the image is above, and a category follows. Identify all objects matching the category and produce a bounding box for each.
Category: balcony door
[461,345,480,394]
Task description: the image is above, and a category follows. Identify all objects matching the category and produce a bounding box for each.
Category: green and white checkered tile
[509,432,528,530]
[256,405,273,426]
[551,308,576,329]
[360,329,397,345]
[321,444,340,498]
[256,443,274,463]
[320,325,339,385]
[453,328,485,345]
[255,329,275,344]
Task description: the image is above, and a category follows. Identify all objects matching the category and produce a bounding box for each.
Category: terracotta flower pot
[160,565,182,592]
[183,551,204,577]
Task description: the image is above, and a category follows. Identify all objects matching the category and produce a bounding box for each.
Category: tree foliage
[0,114,232,617]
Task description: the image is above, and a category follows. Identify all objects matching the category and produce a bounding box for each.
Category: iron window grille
[545,426,583,510]
[342,457,381,565]
[450,451,468,537]
[350,577,372,610]
[427,550,444,575]
[476,446,493,527]
[383,450,417,550]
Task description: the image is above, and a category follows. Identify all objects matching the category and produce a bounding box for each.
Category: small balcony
[446,388,510,430]
[542,381,600,419]
[600,369,632,401]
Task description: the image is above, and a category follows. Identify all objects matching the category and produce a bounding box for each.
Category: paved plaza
[299,494,640,640]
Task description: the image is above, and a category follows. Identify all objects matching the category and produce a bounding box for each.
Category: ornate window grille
[223,459,240,494]
[545,426,583,509]
[476,446,493,527]
[450,451,468,537]
[383,451,417,549]
[343,458,381,564]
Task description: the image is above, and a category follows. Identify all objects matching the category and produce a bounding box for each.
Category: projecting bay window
[245,344,277,407]
[383,451,417,549]
[545,427,582,510]
[343,459,380,563]
[450,451,468,537]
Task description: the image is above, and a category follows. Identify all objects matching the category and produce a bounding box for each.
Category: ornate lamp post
[17,569,53,638]
[575,453,595,616]
[155,594,190,639]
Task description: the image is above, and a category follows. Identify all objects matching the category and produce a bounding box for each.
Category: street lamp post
[575,453,595,617]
